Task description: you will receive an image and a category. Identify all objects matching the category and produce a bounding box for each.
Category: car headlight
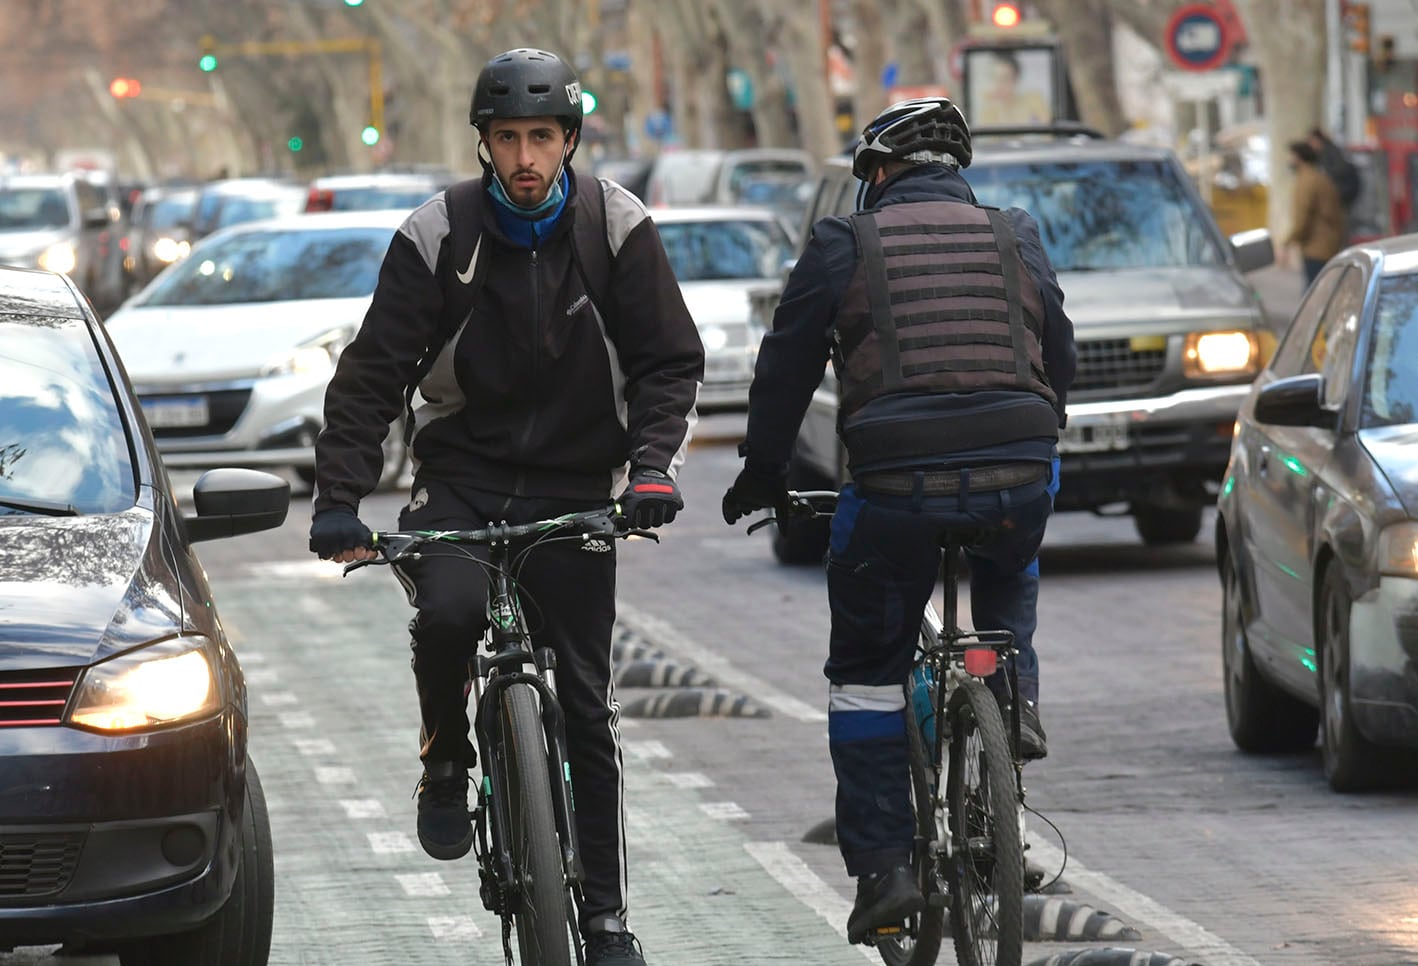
[700,325,729,352]
[1183,330,1260,379]
[151,236,191,263]
[261,327,355,377]
[1378,521,1418,577]
[38,241,77,275]
[68,639,219,732]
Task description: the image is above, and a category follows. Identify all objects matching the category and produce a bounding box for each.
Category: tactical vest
[833,201,1057,427]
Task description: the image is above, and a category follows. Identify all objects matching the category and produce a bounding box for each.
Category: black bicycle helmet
[470,48,583,141]
[852,97,972,179]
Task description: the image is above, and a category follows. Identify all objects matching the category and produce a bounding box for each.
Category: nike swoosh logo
[456,238,481,284]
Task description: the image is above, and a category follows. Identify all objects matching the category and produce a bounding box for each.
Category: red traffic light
[109,77,142,99]
[992,2,1021,27]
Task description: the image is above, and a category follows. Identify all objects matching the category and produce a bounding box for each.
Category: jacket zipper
[513,248,541,497]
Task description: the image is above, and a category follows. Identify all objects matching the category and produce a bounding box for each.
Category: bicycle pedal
[864,922,905,945]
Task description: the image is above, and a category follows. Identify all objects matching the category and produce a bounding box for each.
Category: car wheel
[1221,555,1318,753]
[1318,566,1388,791]
[1133,505,1203,545]
[118,761,274,966]
[293,418,407,493]
[771,457,832,565]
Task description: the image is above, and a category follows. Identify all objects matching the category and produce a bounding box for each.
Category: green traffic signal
[581,90,598,115]
[360,125,380,146]
[344,0,365,6]
[199,54,218,72]
[288,136,304,152]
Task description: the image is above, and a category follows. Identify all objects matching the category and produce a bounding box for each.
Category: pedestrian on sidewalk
[1283,140,1345,288]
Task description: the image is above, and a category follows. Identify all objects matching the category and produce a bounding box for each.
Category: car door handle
[1258,444,1271,476]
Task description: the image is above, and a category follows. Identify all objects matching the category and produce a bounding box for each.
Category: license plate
[1058,415,1130,453]
[141,396,209,429]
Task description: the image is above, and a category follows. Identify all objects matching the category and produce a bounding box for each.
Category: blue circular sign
[1166,4,1233,72]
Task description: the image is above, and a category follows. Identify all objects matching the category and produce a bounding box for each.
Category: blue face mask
[489,169,566,219]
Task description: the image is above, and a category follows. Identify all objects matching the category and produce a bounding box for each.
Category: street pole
[1326,0,1344,138]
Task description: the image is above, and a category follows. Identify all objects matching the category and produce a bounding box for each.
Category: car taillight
[305,188,334,212]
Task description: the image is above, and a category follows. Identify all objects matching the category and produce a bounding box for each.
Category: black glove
[722,463,789,525]
[619,467,683,529]
[309,506,374,559]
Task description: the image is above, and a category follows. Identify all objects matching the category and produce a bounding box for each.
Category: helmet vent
[528,84,551,94]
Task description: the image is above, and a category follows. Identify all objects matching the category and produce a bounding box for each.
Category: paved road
[8,412,1416,965]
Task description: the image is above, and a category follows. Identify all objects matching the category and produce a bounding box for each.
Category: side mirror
[1230,228,1275,274]
[184,468,291,542]
[1253,373,1334,429]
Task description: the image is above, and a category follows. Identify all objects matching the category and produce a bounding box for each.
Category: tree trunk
[1035,0,1128,135]
[771,1,839,161]
[852,0,889,129]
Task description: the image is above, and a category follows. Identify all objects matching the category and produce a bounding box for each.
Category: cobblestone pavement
[8,415,1415,966]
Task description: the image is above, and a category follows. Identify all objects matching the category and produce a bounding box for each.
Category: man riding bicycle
[722,97,1075,942]
[308,48,704,966]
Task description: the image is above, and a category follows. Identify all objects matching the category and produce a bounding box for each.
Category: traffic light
[109,77,142,99]
[343,0,365,5]
[288,136,304,152]
[991,2,1021,28]
[360,125,381,146]
[199,35,218,72]
[581,90,599,115]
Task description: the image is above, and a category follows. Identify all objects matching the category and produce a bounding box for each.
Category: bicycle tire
[875,663,946,966]
[498,683,575,966]
[946,679,1023,966]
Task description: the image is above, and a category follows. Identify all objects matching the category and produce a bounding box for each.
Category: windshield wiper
[0,497,80,517]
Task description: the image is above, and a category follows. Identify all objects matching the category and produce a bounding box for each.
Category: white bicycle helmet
[852,97,972,180]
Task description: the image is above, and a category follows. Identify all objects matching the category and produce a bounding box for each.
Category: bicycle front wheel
[946,679,1023,966]
[498,683,575,966]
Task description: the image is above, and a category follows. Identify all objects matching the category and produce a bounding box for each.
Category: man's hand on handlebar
[309,506,378,563]
[721,462,790,525]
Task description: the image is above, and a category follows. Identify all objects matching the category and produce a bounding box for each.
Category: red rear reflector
[963,647,997,677]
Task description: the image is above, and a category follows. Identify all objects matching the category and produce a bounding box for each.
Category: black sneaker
[1018,700,1048,760]
[846,865,925,944]
[415,761,472,860]
[583,917,646,965]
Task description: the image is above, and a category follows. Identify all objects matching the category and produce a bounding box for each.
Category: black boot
[846,865,924,944]
[584,916,647,965]
[1018,700,1048,760]
[415,761,472,860]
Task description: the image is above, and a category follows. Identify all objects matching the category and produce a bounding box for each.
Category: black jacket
[313,170,705,512]
[742,164,1076,472]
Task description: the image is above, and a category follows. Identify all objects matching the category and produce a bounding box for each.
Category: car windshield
[964,159,1226,272]
[0,188,71,231]
[214,193,303,229]
[146,193,195,230]
[328,186,437,211]
[140,226,393,306]
[658,219,793,282]
[0,318,136,513]
[1363,273,1418,428]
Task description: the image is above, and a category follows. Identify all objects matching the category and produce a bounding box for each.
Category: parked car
[645,150,726,207]
[1215,236,1418,790]
[188,178,305,242]
[651,206,795,411]
[711,147,815,208]
[0,172,127,314]
[303,169,451,213]
[104,210,409,489]
[754,129,1276,562]
[0,264,288,962]
[125,185,198,289]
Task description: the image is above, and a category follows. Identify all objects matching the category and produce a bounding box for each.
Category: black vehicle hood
[0,507,185,670]
[1360,424,1418,517]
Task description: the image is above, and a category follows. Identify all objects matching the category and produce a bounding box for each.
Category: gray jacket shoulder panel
[601,180,649,257]
[398,194,450,274]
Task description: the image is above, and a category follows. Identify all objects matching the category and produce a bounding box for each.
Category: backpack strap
[569,170,615,334]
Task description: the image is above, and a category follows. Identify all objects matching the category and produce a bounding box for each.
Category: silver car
[103,211,409,489]
[0,173,126,314]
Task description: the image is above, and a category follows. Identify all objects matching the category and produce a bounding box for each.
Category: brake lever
[745,516,780,536]
[625,528,660,543]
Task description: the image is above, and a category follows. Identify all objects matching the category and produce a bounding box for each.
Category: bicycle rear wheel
[498,683,575,966]
[875,666,946,966]
[946,679,1023,966]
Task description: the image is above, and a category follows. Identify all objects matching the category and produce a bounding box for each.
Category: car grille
[1073,338,1167,393]
[0,669,79,727]
[0,833,85,897]
[145,387,253,439]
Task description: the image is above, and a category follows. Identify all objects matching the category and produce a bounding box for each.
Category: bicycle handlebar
[744,489,839,535]
[342,504,657,574]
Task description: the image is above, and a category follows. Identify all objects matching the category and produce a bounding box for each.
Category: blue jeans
[824,463,1055,876]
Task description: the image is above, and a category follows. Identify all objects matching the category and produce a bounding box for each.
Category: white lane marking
[292,738,337,757]
[1027,834,1262,965]
[623,740,672,760]
[429,916,484,940]
[341,799,388,819]
[279,711,316,729]
[368,831,417,854]
[397,872,451,897]
[260,691,298,706]
[744,842,876,962]
[256,560,346,581]
[245,667,279,685]
[699,801,749,820]
[315,766,357,785]
[663,771,714,789]
[617,603,827,722]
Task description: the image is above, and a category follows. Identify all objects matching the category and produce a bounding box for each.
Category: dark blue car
[0,265,288,962]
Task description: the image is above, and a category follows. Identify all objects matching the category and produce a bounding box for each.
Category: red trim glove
[722,463,789,525]
[620,467,683,529]
[309,506,373,559]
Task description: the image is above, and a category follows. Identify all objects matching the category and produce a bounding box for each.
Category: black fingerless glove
[308,506,373,559]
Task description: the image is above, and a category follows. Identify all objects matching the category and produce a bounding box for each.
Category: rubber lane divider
[619,688,770,719]
[1024,895,1142,942]
[1027,951,1205,966]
